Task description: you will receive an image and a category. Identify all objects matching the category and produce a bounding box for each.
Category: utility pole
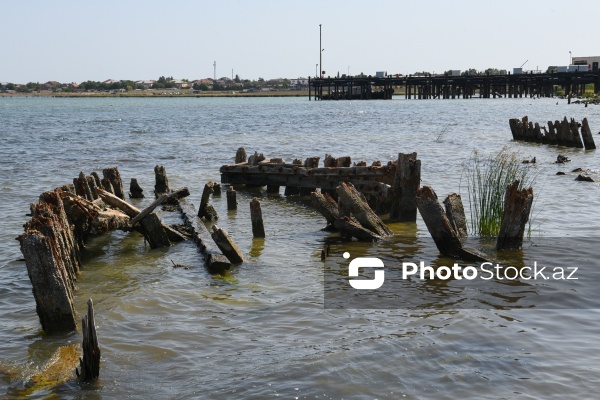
[319,24,322,78]
[213,61,216,80]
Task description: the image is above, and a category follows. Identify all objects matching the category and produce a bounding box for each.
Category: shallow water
[1,96,600,398]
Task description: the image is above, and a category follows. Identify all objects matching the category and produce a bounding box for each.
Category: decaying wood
[417,186,487,261]
[496,180,534,251]
[198,181,218,220]
[166,187,191,205]
[304,157,320,168]
[250,197,266,238]
[569,118,584,148]
[235,147,247,164]
[77,299,100,382]
[140,213,171,249]
[18,230,77,334]
[90,172,102,188]
[389,152,421,222]
[86,176,99,200]
[154,165,169,196]
[101,178,115,194]
[213,182,222,196]
[337,182,393,237]
[129,178,145,198]
[211,225,246,264]
[310,190,340,226]
[333,216,383,241]
[443,193,468,238]
[581,118,596,150]
[226,187,237,210]
[103,167,125,200]
[74,172,93,201]
[177,199,231,274]
[248,151,265,165]
[129,194,168,226]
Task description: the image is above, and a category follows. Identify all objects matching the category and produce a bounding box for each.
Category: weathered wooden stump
[76,299,100,383]
[324,154,337,167]
[417,186,487,261]
[569,118,584,149]
[129,194,168,226]
[496,180,533,251]
[211,225,246,264]
[311,190,340,227]
[129,178,145,198]
[213,182,222,196]
[304,157,320,168]
[248,151,265,165]
[546,121,557,145]
[226,187,237,210]
[101,178,115,195]
[443,193,468,238]
[102,167,125,200]
[198,181,218,221]
[74,172,93,201]
[250,198,266,238]
[581,118,596,150]
[336,156,351,167]
[235,147,247,164]
[140,213,171,248]
[337,182,393,237]
[166,187,190,205]
[389,152,421,222]
[154,165,170,196]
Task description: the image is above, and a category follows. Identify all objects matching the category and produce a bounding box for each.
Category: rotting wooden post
[198,181,218,221]
[211,225,246,264]
[248,151,265,165]
[102,167,124,199]
[154,165,170,196]
[337,182,393,237]
[74,172,93,201]
[17,230,77,334]
[235,147,247,164]
[581,118,596,150]
[213,182,222,196]
[443,193,468,238]
[496,180,534,251]
[140,213,171,249]
[250,197,266,238]
[86,176,99,200]
[77,299,100,383]
[324,154,337,167]
[166,187,190,204]
[226,187,237,210]
[304,157,320,168]
[129,178,145,198]
[508,118,519,140]
[101,178,115,195]
[389,152,421,222]
[546,121,558,145]
[90,172,102,189]
[311,190,340,227]
[569,118,584,149]
[416,186,487,261]
[336,156,351,167]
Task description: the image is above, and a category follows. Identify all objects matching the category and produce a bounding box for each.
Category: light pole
[569,51,572,65]
[319,24,322,78]
[316,63,318,78]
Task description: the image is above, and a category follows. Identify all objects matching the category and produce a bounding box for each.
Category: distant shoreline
[0,90,310,98]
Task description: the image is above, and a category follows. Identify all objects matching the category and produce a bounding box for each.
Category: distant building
[290,77,308,90]
[571,56,600,72]
[136,80,156,89]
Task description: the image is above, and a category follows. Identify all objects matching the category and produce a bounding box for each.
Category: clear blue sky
[2,0,598,83]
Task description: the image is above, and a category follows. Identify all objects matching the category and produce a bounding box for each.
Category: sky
[2,0,598,83]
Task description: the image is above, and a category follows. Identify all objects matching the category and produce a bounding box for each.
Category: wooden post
[77,299,100,382]
[198,181,218,221]
[416,186,487,260]
[304,157,320,168]
[166,187,190,204]
[496,180,533,251]
[250,197,266,238]
[569,118,584,148]
[235,147,247,164]
[140,213,171,248]
[324,154,337,167]
[389,152,421,222]
[86,176,99,200]
[90,172,102,188]
[580,118,596,150]
[443,193,468,238]
[213,182,222,196]
[74,172,93,201]
[129,194,168,226]
[211,225,246,264]
[103,167,124,200]
[546,121,558,145]
[154,165,170,196]
[226,186,237,210]
[337,182,393,237]
[129,178,145,198]
[101,178,115,194]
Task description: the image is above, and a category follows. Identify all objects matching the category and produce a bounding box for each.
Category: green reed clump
[463,149,537,237]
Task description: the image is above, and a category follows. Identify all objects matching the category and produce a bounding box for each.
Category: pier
[309,71,600,100]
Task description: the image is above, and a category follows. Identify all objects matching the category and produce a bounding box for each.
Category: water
[1,96,600,398]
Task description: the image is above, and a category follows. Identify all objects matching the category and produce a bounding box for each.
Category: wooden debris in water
[226,186,237,210]
[198,180,219,221]
[389,152,421,222]
[337,182,392,237]
[154,165,169,196]
[443,193,468,239]
[129,194,168,226]
[102,167,125,199]
[211,225,246,264]
[509,116,595,150]
[496,180,534,251]
[235,147,247,163]
[416,186,487,261]
[129,178,145,198]
[77,299,100,383]
[250,197,266,238]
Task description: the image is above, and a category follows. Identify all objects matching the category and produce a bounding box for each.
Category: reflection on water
[1,97,600,398]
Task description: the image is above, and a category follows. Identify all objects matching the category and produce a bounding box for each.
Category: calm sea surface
[1,96,600,399]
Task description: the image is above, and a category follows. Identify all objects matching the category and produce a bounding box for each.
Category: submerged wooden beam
[177,199,231,274]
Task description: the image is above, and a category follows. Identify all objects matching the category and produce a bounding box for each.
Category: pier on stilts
[309,71,600,100]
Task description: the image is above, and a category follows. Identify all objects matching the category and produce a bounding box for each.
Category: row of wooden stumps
[509,116,596,150]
